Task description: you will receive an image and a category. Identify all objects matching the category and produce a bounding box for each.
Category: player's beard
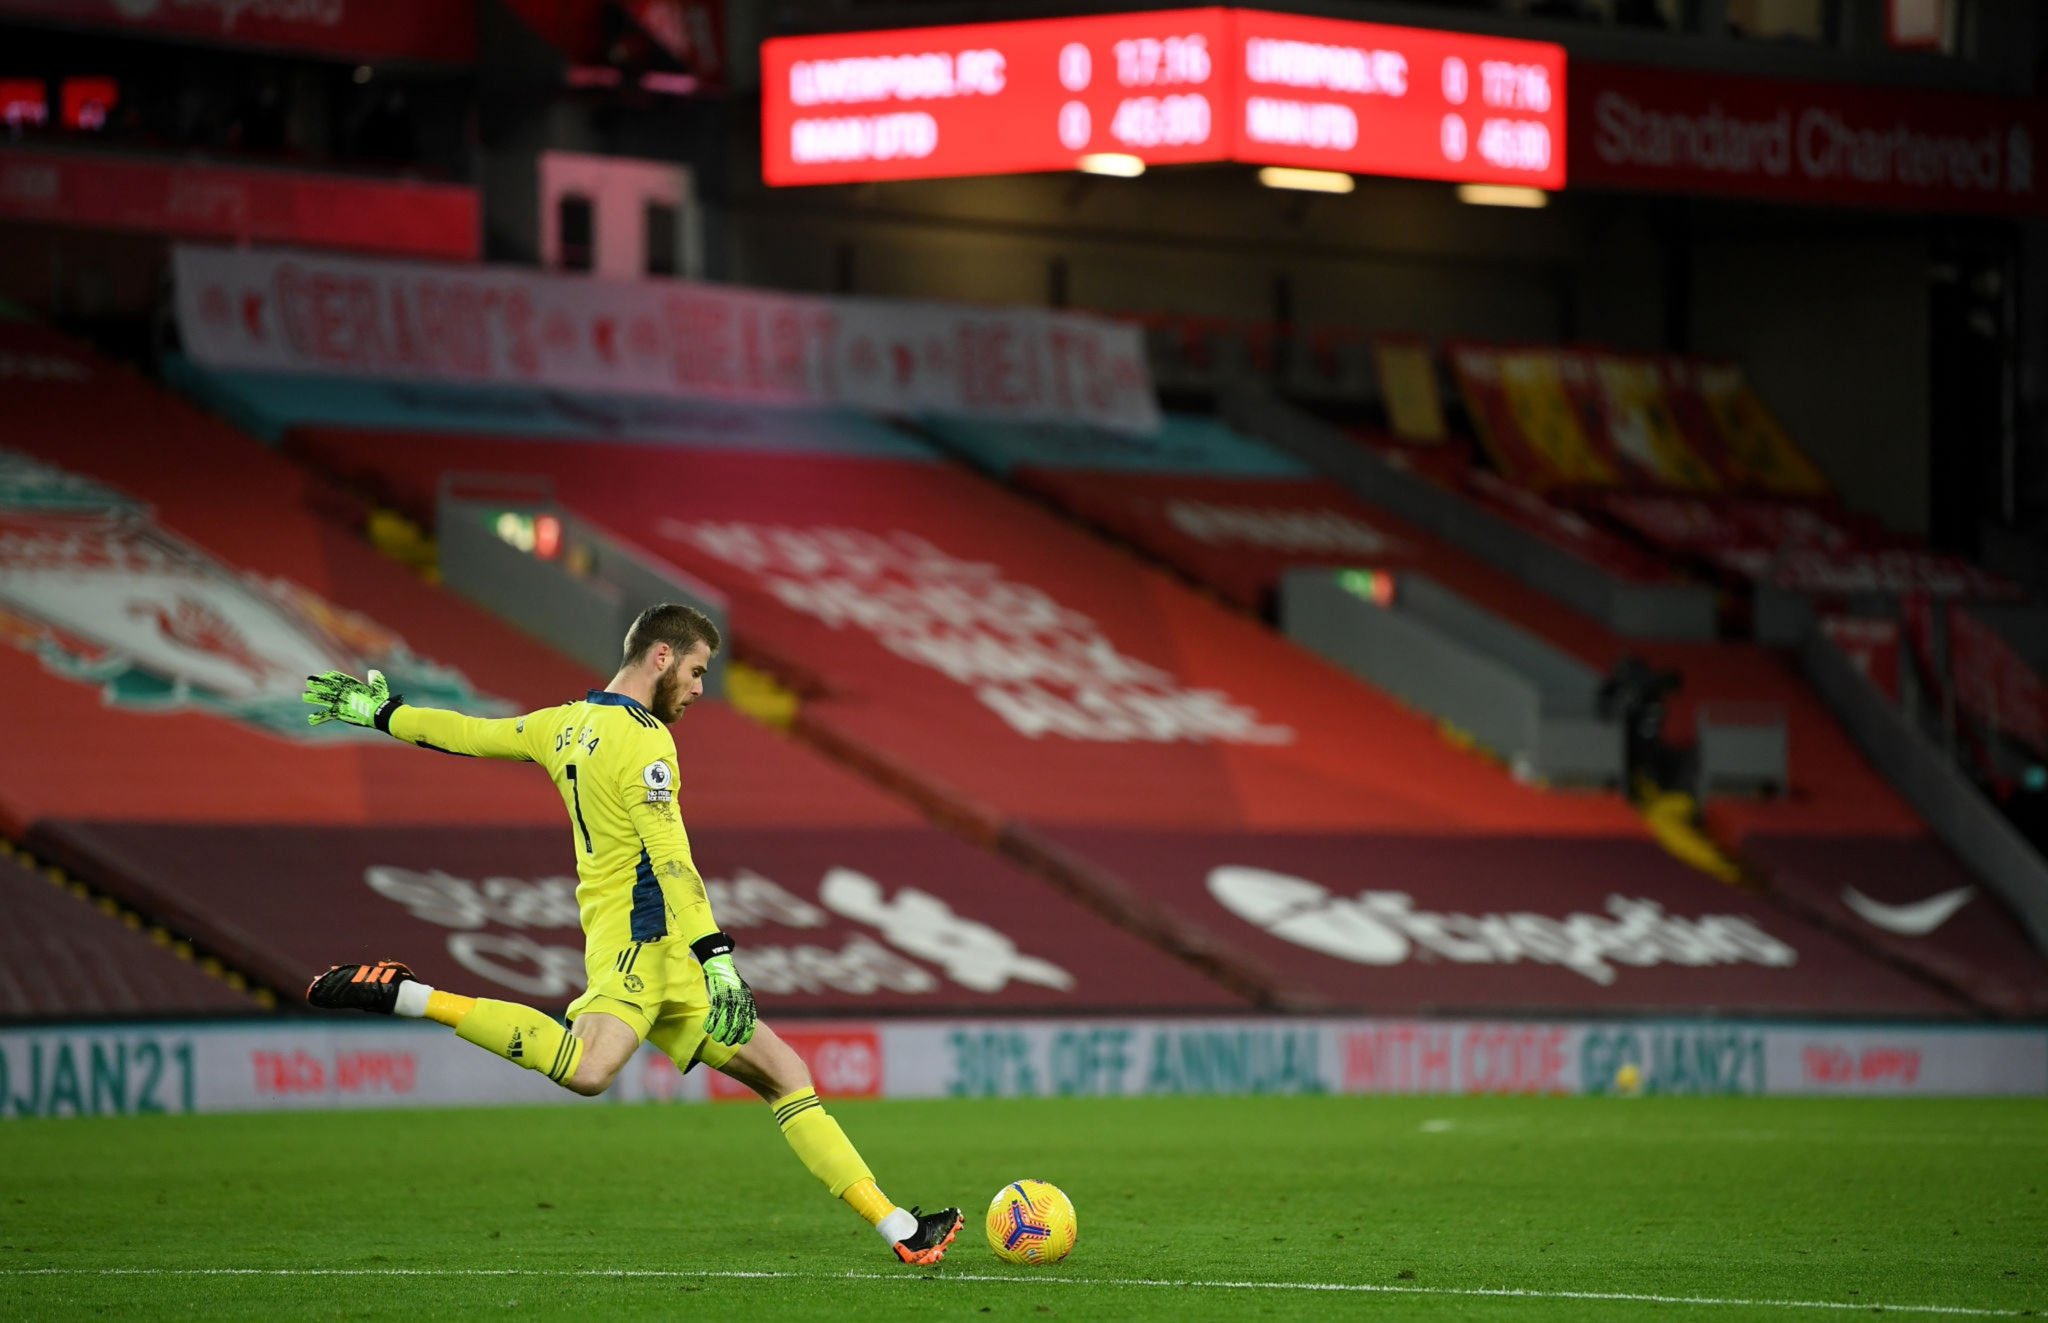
[651,658,690,723]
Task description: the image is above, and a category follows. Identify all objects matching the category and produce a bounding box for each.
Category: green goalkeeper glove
[692,932,756,1048]
[303,669,399,730]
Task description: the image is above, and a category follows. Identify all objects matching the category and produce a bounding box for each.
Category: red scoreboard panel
[762,8,1231,186]
[1232,10,1563,187]
[762,8,1565,190]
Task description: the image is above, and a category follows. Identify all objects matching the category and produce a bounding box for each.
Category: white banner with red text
[171,245,1160,433]
[4,1016,2041,1117]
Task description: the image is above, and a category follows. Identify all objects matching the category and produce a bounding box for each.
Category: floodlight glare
[1457,184,1549,208]
[1077,153,1146,178]
[1256,167,1355,194]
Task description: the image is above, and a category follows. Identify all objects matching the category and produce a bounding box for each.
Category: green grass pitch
[1,1095,2043,1320]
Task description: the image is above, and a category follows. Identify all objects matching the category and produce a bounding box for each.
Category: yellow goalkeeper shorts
[565,938,740,1075]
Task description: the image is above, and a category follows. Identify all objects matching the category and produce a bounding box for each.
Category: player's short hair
[623,603,722,665]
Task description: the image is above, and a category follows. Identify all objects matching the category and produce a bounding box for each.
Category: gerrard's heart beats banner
[1571,60,2048,216]
[171,246,1160,433]
[28,823,1246,1015]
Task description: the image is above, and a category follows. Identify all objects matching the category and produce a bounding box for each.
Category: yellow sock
[772,1087,879,1207]
[453,998,584,1088]
[841,1178,893,1227]
[424,990,475,1027]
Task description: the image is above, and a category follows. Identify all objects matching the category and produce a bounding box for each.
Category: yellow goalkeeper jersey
[387,690,714,953]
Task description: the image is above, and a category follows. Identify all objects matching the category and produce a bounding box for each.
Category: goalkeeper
[301,602,961,1265]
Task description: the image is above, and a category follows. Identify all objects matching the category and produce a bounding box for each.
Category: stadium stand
[34,822,1247,1016]
[1743,834,2048,1018]
[167,354,2019,1017]
[908,410,2048,1014]
[919,412,1667,646]
[0,321,1246,1016]
[8,3,2048,1312]
[918,412,1545,618]
[262,422,1649,837]
[913,411,1947,831]
[1368,342,2021,627]
[0,846,261,1020]
[1443,345,1826,496]
[1045,830,1972,1016]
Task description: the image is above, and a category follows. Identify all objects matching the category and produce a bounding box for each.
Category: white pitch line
[1403,1125,2048,1149]
[0,1267,2033,1316]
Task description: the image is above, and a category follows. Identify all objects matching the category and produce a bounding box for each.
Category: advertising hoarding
[1570,60,2047,216]
[4,1016,2039,1119]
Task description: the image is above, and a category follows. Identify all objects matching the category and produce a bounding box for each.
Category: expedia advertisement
[3,1018,2042,1118]
[1046,830,1977,1016]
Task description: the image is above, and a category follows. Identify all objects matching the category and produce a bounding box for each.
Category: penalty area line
[0,1267,2034,1316]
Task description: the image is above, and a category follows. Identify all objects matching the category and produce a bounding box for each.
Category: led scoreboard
[762,8,1565,189]
[1232,11,1562,184]
[763,9,1233,185]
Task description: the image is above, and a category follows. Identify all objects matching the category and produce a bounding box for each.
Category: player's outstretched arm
[303,669,541,760]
